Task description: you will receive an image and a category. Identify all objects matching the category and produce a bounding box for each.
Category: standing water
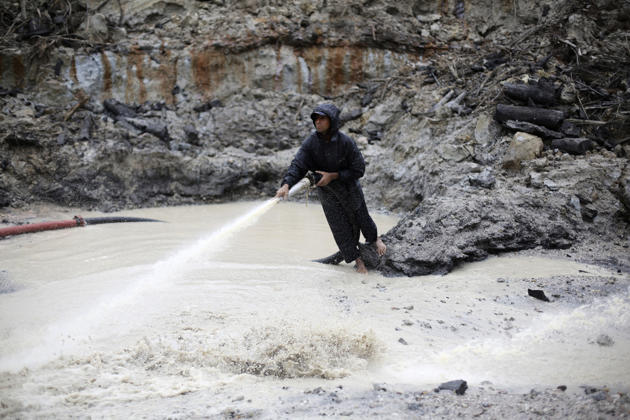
[0,197,629,417]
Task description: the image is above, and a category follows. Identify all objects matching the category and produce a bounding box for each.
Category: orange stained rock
[101,51,112,99]
[127,46,147,104]
[70,55,78,84]
[326,46,346,94]
[157,46,178,105]
[12,56,25,88]
[192,47,227,99]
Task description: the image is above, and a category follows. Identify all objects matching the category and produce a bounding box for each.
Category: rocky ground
[247,384,630,419]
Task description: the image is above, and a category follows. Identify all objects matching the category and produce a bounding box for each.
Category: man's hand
[315,171,339,187]
[275,184,289,199]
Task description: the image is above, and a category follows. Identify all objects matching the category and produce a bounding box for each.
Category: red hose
[0,216,85,238]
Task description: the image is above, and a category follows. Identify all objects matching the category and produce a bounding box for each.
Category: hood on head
[311,103,340,135]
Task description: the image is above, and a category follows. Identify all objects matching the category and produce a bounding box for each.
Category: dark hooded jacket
[281,104,377,264]
[281,103,365,189]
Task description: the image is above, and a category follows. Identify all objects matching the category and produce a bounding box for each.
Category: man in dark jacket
[275,103,386,273]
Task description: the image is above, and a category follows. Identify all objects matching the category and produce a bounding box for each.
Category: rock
[398,337,408,345]
[435,380,468,395]
[82,13,109,42]
[580,386,610,401]
[582,385,605,395]
[183,124,200,145]
[590,391,608,401]
[365,102,398,136]
[474,113,500,146]
[356,136,369,147]
[78,114,94,141]
[407,403,422,411]
[193,99,223,112]
[361,91,374,107]
[438,143,470,162]
[528,172,544,188]
[14,106,34,119]
[339,109,363,125]
[380,189,576,276]
[502,132,544,169]
[543,179,559,191]
[468,167,495,189]
[528,289,550,302]
[417,14,441,23]
[595,334,614,346]
[551,138,594,155]
[569,195,582,216]
[581,205,598,222]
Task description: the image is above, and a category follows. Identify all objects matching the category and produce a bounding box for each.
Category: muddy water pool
[0,201,628,417]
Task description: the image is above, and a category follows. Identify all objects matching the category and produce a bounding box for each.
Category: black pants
[317,180,378,263]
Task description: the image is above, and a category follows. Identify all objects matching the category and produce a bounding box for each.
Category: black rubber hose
[84,216,162,225]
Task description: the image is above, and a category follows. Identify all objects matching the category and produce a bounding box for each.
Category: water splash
[0,179,312,371]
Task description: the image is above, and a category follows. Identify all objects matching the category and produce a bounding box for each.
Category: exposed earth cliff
[1,0,629,275]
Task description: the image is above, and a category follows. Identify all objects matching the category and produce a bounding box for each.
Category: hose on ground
[84,216,161,225]
[0,215,163,239]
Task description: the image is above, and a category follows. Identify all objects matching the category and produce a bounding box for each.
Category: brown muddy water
[0,200,629,417]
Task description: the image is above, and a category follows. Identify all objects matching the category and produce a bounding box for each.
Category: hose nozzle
[305,171,322,187]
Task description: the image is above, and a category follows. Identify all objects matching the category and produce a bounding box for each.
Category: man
[275,103,386,274]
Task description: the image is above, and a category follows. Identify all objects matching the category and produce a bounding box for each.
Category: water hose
[1,176,312,239]
[0,216,162,239]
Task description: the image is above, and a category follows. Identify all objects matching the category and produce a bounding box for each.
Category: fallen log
[103,99,137,118]
[551,137,594,154]
[126,117,170,142]
[430,89,455,113]
[446,91,471,115]
[503,83,556,105]
[495,104,565,129]
[64,94,88,121]
[564,118,608,126]
[505,120,563,138]
[560,120,581,137]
